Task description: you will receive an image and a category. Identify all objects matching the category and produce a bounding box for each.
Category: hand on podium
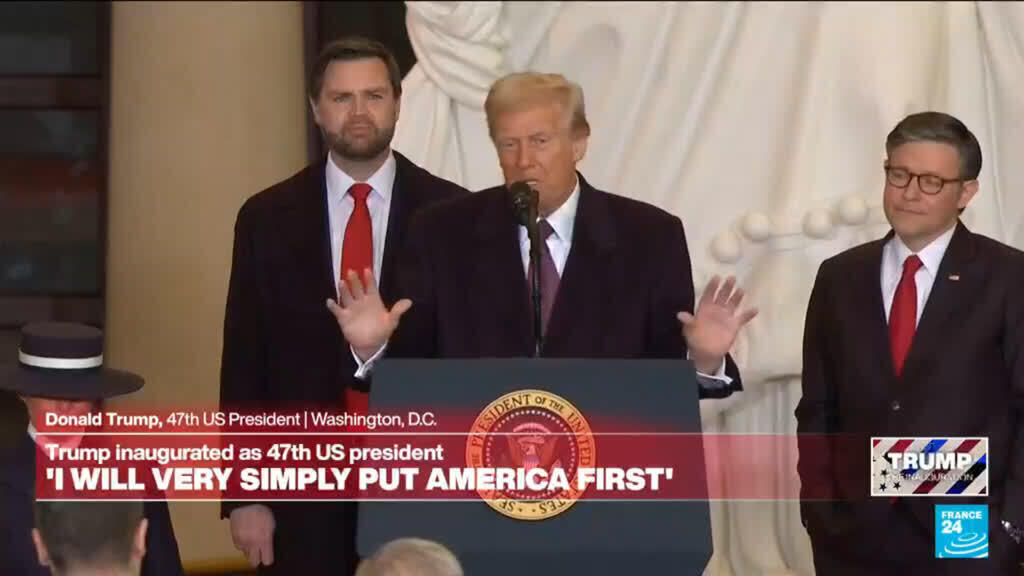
[326,268,411,361]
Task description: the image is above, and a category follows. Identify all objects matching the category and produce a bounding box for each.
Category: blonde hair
[485,72,591,139]
[355,538,463,576]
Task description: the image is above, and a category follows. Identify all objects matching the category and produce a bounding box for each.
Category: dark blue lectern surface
[357,359,711,575]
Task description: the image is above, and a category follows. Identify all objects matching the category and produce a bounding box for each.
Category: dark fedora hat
[0,322,143,400]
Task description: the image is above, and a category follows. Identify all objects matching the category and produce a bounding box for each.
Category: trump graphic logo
[871,437,988,497]
[466,390,596,521]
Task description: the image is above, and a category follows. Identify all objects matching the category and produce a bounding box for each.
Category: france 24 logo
[935,504,988,559]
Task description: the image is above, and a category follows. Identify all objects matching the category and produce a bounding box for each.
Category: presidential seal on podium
[466,389,596,520]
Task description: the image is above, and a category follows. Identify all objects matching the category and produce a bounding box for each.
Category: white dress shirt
[326,151,396,293]
[880,224,956,325]
[519,182,579,276]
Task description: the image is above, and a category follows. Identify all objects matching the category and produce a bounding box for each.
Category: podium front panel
[356,358,713,574]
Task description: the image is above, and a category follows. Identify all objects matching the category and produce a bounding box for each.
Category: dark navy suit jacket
[387,173,743,395]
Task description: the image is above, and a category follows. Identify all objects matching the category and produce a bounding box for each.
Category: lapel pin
[948,274,960,281]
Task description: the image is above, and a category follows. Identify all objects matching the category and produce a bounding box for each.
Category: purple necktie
[527,219,560,337]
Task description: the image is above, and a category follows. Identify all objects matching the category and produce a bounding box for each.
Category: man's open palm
[677,275,758,364]
[326,268,410,360]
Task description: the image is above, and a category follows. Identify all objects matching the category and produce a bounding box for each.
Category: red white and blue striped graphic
[870,437,988,497]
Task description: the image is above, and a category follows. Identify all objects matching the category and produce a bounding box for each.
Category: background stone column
[106,1,307,568]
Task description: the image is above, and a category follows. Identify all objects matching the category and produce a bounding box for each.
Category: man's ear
[572,133,588,163]
[132,518,149,563]
[957,179,979,210]
[32,528,51,567]
[309,96,321,126]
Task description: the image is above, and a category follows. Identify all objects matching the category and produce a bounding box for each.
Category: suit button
[891,400,901,412]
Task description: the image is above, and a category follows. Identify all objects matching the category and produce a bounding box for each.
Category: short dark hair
[308,36,403,101]
[885,111,982,180]
[35,501,144,573]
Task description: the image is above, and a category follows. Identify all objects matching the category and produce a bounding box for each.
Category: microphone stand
[527,220,542,358]
[510,182,543,357]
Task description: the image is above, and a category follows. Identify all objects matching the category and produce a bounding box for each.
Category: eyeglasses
[884,166,962,195]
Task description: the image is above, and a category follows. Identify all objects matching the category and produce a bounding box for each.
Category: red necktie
[889,255,923,377]
[341,183,373,417]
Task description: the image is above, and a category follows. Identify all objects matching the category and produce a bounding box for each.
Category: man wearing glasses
[796,111,1024,574]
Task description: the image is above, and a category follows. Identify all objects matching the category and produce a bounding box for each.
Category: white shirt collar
[539,178,581,242]
[889,224,957,276]
[325,150,397,204]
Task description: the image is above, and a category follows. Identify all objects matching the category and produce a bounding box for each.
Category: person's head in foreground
[355,538,462,576]
[882,110,981,252]
[32,501,147,576]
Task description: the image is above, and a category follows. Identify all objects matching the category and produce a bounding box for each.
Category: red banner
[31,405,845,504]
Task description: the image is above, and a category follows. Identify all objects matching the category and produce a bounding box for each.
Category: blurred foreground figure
[355,538,462,576]
[0,322,182,576]
[33,501,147,576]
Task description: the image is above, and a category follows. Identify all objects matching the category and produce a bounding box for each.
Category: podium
[356,358,712,575]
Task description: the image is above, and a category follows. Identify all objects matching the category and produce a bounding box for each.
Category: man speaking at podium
[326,71,757,398]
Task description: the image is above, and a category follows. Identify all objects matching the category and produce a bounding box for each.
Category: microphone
[509,181,538,229]
[508,181,542,357]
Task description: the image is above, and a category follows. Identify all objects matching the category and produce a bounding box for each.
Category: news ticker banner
[32,392,990,520]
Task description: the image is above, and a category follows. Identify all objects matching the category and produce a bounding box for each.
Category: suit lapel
[542,176,615,357]
[847,235,895,381]
[379,152,412,305]
[278,160,345,383]
[900,222,979,384]
[283,159,337,303]
[470,191,533,355]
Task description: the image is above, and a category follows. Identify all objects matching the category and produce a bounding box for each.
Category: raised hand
[677,275,758,373]
[326,268,411,361]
